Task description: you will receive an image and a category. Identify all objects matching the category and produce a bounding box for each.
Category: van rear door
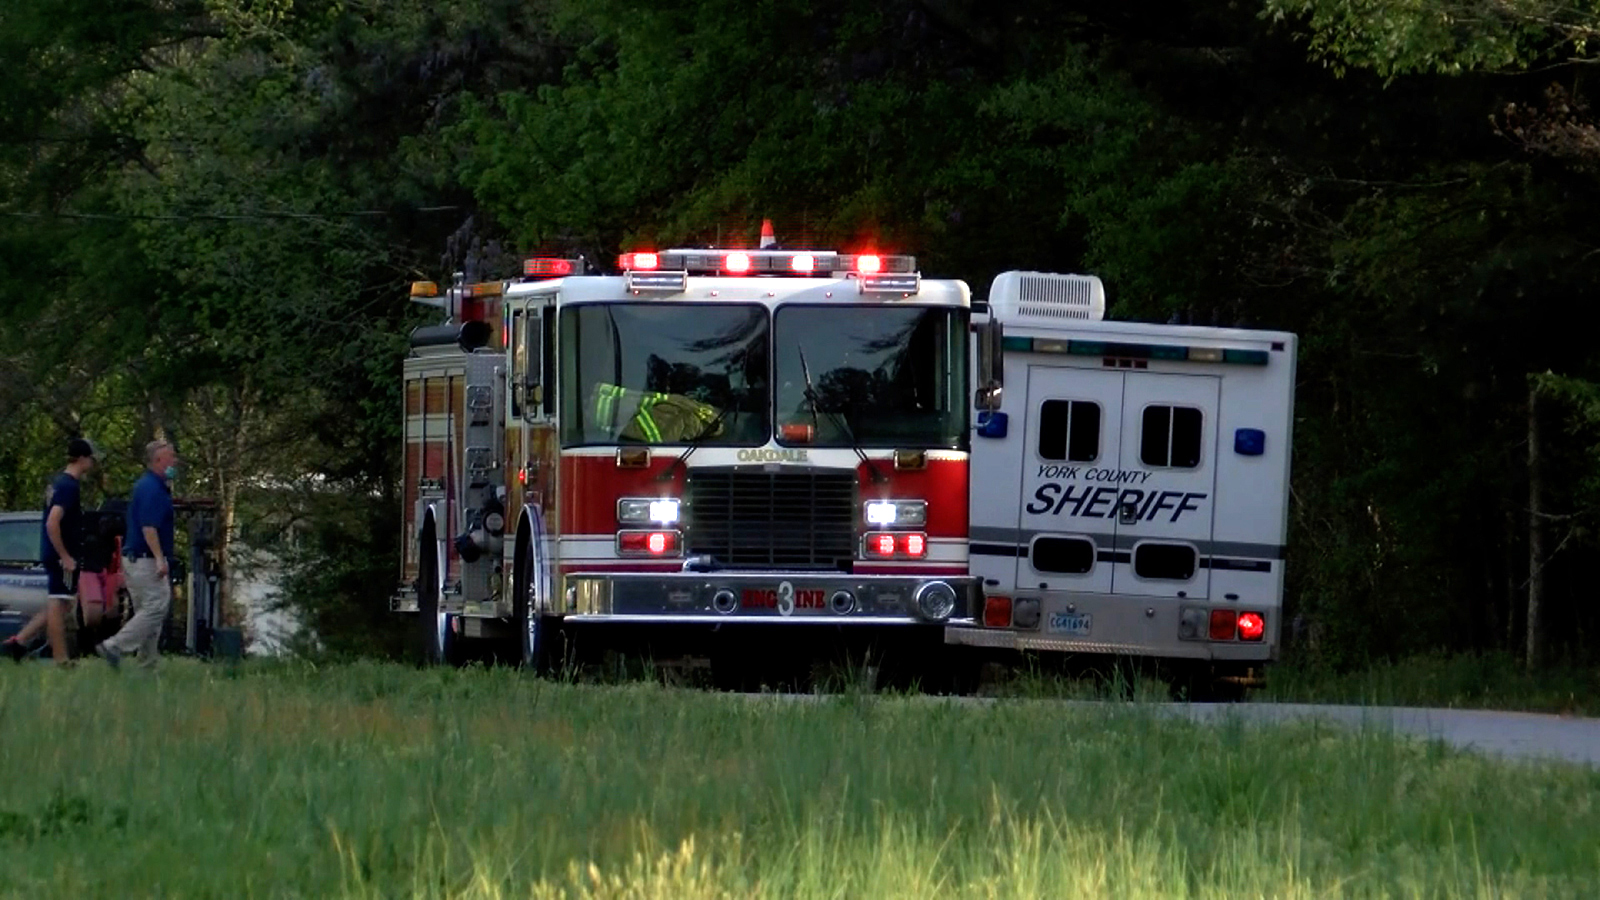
[1110,372,1220,599]
[1016,366,1125,595]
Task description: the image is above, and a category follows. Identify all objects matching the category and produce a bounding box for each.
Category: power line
[0,205,464,223]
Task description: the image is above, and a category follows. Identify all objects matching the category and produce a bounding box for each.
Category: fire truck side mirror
[974,318,1004,411]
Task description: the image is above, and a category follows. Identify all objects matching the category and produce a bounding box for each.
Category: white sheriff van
[948,272,1297,687]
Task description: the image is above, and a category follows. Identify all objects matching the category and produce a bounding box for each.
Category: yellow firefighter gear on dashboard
[590,383,723,443]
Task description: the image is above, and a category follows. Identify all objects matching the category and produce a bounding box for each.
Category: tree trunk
[1526,384,1544,671]
[1505,499,1519,653]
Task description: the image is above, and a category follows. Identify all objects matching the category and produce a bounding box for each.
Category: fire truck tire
[416,523,454,666]
[513,531,560,676]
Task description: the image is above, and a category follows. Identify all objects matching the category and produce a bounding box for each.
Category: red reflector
[725,252,751,274]
[790,253,815,273]
[983,596,1012,627]
[1209,609,1237,641]
[902,533,926,557]
[1237,612,1265,641]
[524,258,574,277]
[870,533,896,557]
[857,254,882,274]
[618,531,677,555]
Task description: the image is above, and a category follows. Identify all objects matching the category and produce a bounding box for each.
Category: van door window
[1037,400,1101,462]
[1133,543,1198,580]
[1031,536,1096,574]
[1139,405,1202,468]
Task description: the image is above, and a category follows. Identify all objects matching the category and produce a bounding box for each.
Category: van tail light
[983,596,1012,627]
[1236,611,1265,641]
[1208,609,1237,641]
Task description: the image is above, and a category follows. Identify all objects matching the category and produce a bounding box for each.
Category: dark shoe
[2,638,26,663]
[94,642,121,670]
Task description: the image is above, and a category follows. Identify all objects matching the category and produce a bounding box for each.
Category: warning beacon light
[615,231,917,280]
[524,258,578,277]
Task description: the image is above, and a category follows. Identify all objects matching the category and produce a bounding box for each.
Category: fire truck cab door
[1110,372,1220,599]
[1016,365,1125,594]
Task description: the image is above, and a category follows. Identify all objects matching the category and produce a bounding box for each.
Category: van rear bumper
[943,591,1278,663]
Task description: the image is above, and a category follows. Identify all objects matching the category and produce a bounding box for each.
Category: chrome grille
[684,467,857,569]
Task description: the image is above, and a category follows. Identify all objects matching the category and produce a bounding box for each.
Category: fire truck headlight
[864,499,926,527]
[618,497,680,525]
[648,498,680,525]
[913,581,958,622]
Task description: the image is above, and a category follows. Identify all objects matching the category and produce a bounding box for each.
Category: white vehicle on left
[0,510,48,619]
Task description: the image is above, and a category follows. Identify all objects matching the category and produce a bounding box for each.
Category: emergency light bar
[617,249,916,277]
[1003,336,1270,366]
[524,257,579,277]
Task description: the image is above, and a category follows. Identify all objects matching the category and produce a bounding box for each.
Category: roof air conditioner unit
[987,271,1106,324]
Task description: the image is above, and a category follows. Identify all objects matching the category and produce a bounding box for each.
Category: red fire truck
[393,234,978,676]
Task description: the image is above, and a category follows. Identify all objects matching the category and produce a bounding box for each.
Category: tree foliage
[3,0,1600,667]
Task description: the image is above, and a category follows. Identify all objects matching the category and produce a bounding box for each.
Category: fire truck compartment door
[1110,372,1220,599]
[1015,365,1126,595]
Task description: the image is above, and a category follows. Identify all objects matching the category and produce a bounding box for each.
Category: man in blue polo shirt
[94,439,179,670]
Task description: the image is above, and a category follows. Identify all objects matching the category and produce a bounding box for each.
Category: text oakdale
[1026,465,1207,523]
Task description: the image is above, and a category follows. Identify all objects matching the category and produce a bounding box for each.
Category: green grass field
[3,661,1597,898]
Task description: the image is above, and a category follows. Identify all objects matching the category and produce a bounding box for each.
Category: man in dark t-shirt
[3,438,100,664]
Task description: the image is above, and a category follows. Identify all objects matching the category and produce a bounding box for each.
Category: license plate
[1047,612,1092,636]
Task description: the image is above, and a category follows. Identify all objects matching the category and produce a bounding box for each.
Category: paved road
[759,693,1600,767]
[1128,702,1600,768]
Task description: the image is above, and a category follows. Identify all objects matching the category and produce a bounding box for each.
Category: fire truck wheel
[513,535,560,676]
[416,523,453,666]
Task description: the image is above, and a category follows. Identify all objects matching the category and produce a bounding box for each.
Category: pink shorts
[78,570,121,623]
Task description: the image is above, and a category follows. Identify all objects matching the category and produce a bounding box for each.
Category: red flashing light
[983,596,1012,628]
[725,252,751,274]
[856,254,882,274]
[790,253,815,273]
[1209,609,1237,641]
[1237,612,1265,641]
[524,258,575,277]
[618,530,678,556]
[864,532,928,559]
[619,252,659,271]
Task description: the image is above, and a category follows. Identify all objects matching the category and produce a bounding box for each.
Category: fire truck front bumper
[560,572,980,625]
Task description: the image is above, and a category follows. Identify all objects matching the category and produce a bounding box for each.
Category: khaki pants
[101,558,170,667]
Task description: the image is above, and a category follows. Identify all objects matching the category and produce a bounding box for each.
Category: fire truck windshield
[559,302,770,447]
[774,305,968,450]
